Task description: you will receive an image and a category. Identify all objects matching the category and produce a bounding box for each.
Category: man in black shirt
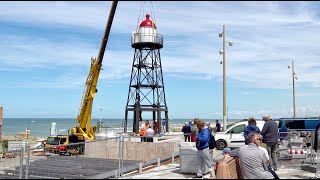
[182,122,191,142]
[216,120,221,132]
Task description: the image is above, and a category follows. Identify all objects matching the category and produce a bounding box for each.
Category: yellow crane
[45,1,118,155]
[71,1,118,140]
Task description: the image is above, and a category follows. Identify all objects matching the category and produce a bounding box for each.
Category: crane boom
[71,1,118,140]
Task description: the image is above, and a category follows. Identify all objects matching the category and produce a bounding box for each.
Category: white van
[214,120,265,150]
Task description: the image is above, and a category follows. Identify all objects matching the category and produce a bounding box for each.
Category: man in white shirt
[146,125,155,142]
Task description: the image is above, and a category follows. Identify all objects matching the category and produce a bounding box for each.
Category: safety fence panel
[277,130,316,164]
[0,133,188,179]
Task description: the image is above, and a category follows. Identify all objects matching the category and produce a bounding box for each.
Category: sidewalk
[120,149,316,179]
[120,162,316,179]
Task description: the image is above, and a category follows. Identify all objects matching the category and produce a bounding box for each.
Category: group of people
[139,120,159,142]
[181,119,221,142]
[224,115,279,179]
[189,115,279,179]
[243,115,279,172]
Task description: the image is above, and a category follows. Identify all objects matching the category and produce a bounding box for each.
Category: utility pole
[222,25,226,131]
[219,25,233,131]
[288,60,297,118]
[291,61,296,118]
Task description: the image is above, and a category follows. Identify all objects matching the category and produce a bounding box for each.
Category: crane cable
[150,1,157,34]
[136,1,145,32]
[136,1,157,32]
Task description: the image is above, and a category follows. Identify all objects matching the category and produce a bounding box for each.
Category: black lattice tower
[124,14,169,134]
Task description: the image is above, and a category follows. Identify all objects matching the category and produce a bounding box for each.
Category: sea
[1,118,243,138]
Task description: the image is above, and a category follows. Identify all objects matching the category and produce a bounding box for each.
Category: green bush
[1,140,8,152]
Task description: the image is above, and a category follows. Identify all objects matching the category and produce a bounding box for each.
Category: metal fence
[0,133,185,179]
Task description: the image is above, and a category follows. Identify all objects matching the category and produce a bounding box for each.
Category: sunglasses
[255,138,262,141]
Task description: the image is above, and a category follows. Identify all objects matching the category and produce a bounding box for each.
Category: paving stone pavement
[120,150,316,179]
[120,162,316,179]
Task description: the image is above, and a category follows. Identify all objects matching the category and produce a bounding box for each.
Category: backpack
[209,132,216,149]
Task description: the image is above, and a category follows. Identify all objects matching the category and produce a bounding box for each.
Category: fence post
[25,142,30,179]
[172,153,174,163]
[139,162,143,174]
[19,141,23,179]
[121,135,124,177]
[117,135,121,178]
[311,135,315,165]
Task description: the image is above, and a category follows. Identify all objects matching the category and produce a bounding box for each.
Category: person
[313,120,320,178]
[244,117,261,145]
[261,114,279,171]
[215,120,221,132]
[189,120,193,126]
[146,125,155,142]
[140,121,149,142]
[206,122,213,134]
[191,118,201,142]
[238,132,275,179]
[194,121,214,178]
[222,147,231,159]
[181,122,191,142]
[153,119,158,134]
[161,119,166,132]
[259,144,271,167]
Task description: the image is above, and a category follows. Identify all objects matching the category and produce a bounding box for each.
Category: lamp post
[288,61,297,118]
[219,24,233,131]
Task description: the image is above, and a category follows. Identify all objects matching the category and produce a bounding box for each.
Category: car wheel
[216,139,227,150]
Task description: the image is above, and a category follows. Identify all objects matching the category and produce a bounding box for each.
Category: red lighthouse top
[139,14,157,29]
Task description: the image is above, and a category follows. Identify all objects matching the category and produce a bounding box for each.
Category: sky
[0,1,320,120]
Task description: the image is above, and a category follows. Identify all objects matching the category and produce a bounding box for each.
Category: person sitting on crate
[238,132,277,179]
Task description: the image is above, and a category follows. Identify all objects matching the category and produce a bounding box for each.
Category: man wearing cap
[261,115,279,171]
[222,147,231,159]
[194,121,214,178]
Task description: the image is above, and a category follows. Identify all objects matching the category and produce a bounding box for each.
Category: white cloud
[0,1,318,90]
[1,1,320,118]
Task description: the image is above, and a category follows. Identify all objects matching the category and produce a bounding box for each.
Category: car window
[229,124,245,133]
[285,120,305,129]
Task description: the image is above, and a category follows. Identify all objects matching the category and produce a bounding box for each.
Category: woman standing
[244,117,261,145]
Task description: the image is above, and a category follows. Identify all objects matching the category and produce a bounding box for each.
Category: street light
[219,24,233,131]
[288,60,297,118]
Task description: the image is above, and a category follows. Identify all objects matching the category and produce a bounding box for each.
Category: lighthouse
[125,13,169,135]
